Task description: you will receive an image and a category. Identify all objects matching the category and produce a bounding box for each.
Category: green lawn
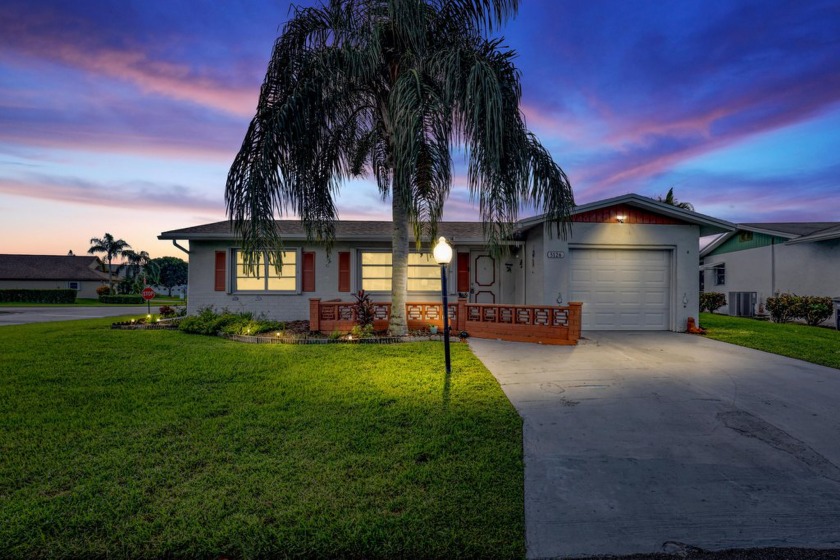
[0,319,524,559]
[700,312,840,370]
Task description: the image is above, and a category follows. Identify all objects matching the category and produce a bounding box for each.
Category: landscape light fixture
[433,236,453,374]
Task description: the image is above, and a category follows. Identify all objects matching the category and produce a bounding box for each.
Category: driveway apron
[470,332,840,559]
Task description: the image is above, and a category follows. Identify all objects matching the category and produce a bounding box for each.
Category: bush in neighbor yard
[699,292,727,313]
[96,285,112,297]
[766,293,834,325]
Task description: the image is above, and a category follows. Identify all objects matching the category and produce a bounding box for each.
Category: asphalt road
[0,306,147,326]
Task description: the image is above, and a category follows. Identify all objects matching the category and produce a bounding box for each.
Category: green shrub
[178,306,281,336]
[99,295,144,304]
[799,296,834,326]
[766,294,797,323]
[0,289,76,304]
[353,290,375,327]
[699,292,726,313]
[350,324,374,339]
[766,293,834,325]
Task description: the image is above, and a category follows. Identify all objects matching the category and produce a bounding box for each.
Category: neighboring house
[0,254,109,299]
[158,193,733,332]
[700,222,840,318]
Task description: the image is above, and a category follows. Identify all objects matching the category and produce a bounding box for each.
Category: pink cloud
[0,25,258,119]
[0,175,221,213]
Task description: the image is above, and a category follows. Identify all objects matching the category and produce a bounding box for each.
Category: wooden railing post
[309,298,321,332]
[457,298,467,332]
[568,302,582,341]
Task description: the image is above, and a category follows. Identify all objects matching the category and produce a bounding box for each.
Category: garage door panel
[570,249,671,330]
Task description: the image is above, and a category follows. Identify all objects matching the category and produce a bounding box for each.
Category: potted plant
[428,324,438,334]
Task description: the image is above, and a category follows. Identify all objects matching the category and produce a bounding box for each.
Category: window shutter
[214,251,226,292]
[338,252,351,292]
[457,252,470,293]
[302,252,316,292]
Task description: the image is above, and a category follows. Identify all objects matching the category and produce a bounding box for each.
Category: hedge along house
[158,193,734,333]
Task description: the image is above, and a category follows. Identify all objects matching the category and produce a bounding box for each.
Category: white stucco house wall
[159,193,733,332]
[700,222,840,318]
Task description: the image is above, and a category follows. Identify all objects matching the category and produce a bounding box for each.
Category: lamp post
[433,236,453,374]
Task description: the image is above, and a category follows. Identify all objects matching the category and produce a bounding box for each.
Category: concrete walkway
[470,332,840,559]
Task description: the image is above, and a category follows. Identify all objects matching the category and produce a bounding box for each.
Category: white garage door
[570,249,671,330]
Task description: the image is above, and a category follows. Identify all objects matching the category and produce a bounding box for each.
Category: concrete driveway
[0,306,144,326]
[470,332,840,559]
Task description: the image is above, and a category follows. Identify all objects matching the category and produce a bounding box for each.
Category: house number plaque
[546,251,565,259]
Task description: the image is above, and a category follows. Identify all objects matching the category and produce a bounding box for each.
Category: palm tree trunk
[389,194,409,336]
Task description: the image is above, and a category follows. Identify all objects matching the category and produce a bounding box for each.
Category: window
[713,263,725,286]
[234,249,298,292]
[68,281,80,290]
[360,251,440,292]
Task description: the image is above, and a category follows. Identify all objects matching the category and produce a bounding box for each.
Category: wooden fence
[309,298,582,345]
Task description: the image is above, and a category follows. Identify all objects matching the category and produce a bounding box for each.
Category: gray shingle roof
[159,220,490,243]
[0,254,109,281]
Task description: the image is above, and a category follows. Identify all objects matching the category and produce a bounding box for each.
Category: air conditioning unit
[729,292,756,317]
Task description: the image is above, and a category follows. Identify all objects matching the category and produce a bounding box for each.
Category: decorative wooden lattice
[311,298,579,345]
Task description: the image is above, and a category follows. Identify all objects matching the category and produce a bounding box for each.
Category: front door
[470,251,498,303]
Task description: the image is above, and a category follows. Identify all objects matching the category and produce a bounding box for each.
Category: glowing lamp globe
[433,237,452,265]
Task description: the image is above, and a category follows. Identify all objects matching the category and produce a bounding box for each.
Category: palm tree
[120,249,158,293]
[88,233,131,293]
[656,187,694,211]
[226,0,574,335]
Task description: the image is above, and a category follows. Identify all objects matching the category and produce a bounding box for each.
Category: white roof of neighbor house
[700,221,840,256]
[517,193,736,237]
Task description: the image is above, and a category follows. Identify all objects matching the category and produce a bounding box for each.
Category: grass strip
[700,312,840,370]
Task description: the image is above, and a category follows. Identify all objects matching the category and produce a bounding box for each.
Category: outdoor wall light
[616,215,626,223]
[433,236,453,375]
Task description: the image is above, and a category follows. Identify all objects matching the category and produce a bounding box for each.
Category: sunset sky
[1,0,838,259]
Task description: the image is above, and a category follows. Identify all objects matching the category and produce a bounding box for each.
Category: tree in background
[656,187,695,211]
[226,0,574,335]
[149,257,188,296]
[88,233,131,293]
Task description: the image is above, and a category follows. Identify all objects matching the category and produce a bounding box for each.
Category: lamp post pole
[440,262,451,374]
[433,237,453,375]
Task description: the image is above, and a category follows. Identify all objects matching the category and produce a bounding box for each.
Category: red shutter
[338,251,351,292]
[457,252,470,293]
[302,252,316,292]
[214,251,226,292]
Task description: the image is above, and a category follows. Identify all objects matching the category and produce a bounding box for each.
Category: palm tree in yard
[226,0,575,335]
[88,233,131,293]
[656,187,694,211]
[121,249,158,292]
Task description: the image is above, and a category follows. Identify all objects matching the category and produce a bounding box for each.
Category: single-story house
[159,193,733,332]
[700,222,840,318]
[0,254,109,299]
